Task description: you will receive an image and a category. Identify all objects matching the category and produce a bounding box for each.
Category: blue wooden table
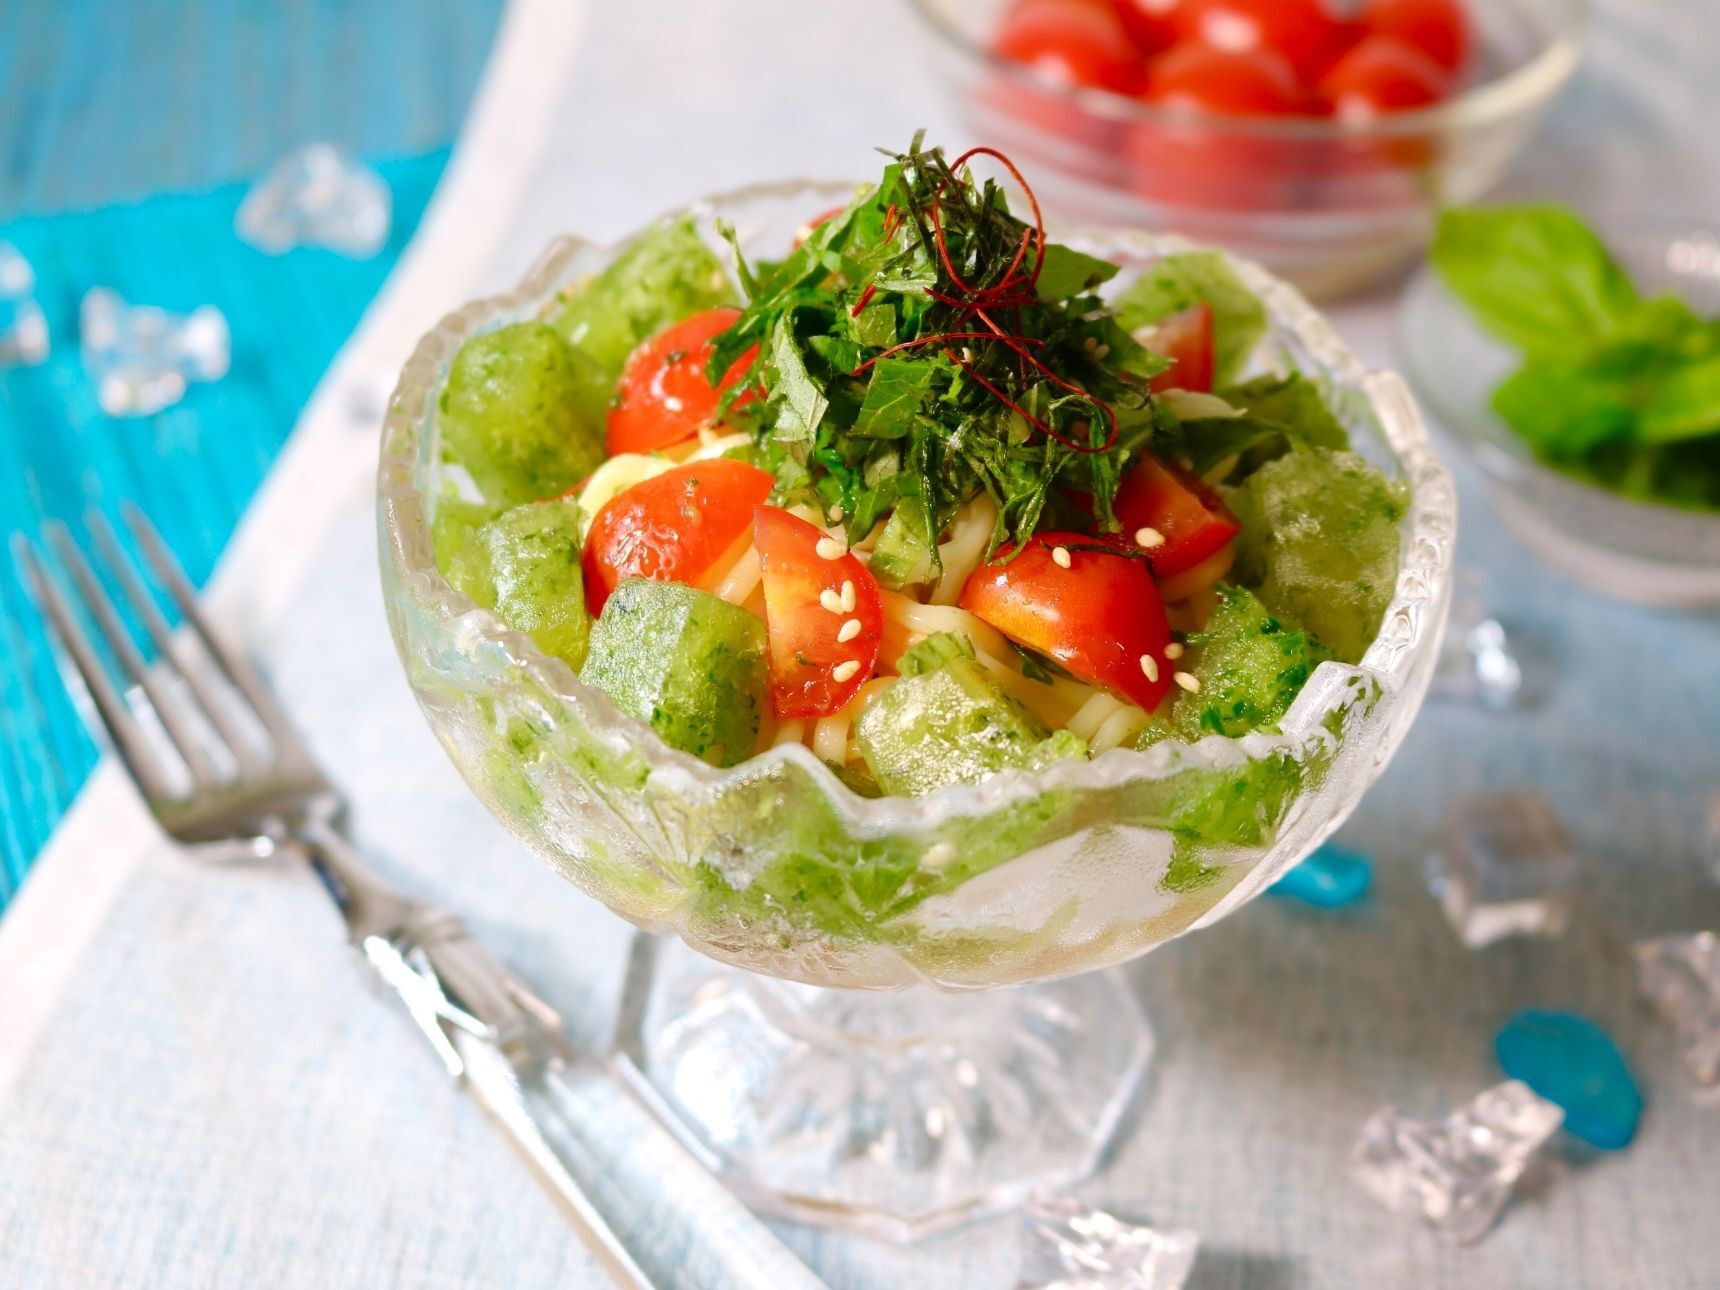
[0,0,506,904]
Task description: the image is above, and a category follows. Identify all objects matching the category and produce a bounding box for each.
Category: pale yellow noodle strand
[713,543,763,606]
[771,718,808,748]
[1091,703,1152,753]
[1068,693,1125,741]
[812,715,849,764]
[931,494,998,606]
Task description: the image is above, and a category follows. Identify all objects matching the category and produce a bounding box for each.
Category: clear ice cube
[1017,1195,1198,1290]
[1351,1080,1563,1245]
[0,240,48,366]
[80,288,230,417]
[235,143,391,258]
[1430,583,1548,712]
[1426,791,1576,948]
[1635,932,1720,1087]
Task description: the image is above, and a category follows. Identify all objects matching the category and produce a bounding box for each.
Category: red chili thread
[849,145,1117,454]
[850,283,878,318]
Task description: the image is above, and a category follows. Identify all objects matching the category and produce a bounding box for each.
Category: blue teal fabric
[0,0,502,217]
[0,151,447,902]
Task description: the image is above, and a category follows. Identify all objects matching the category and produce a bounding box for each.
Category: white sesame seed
[840,580,857,613]
[831,660,862,684]
[829,503,844,521]
[815,537,846,561]
[1093,342,1110,359]
[1134,526,1164,549]
[818,589,844,614]
[1051,545,1072,569]
[1140,655,1160,683]
[837,618,862,643]
[1174,671,1201,693]
[1164,642,1184,660]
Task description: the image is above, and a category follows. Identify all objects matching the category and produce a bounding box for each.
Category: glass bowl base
[611,935,1154,1242]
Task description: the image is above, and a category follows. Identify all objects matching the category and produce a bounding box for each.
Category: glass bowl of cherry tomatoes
[910,0,1587,298]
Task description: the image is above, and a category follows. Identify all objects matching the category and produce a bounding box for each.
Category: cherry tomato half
[582,459,775,615]
[605,308,759,456]
[1361,0,1471,76]
[1317,35,1451,119]
[1113,451,1242,580]
[1173,0,1357,84]
[993,0,1144,94]
[1143,302,1215,394]
[754,507,884,719]
[960,532,1173,712]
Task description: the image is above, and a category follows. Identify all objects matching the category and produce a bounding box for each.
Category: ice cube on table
[235,143,391,258]
[1268,843,1372,908]
[1351,1080,1562,1245]
[1016,1195,1198,1290]
[80,288,230,417]
[1494,1010,1641,1150]
[1635,932,1720,1087]
[0,240,48,366]
[1430,584,1548,712]
[1426,791,1576,948]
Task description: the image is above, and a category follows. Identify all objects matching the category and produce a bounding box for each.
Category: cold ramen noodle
[430,139,1404,807]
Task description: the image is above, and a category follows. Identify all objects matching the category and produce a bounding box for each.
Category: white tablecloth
[3,2,1718,1286]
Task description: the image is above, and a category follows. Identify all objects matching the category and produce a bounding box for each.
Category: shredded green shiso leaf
[706,134,1177,581]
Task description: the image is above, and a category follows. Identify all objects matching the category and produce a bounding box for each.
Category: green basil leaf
[1638,353,1720,444]
[1431,205,1641,355]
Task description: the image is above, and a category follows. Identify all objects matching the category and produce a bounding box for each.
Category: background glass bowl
[1399,218,1720,607]
[909,0,1586,300]
[377,180,1456,995]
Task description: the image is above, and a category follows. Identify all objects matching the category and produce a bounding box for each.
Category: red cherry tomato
[1108,0,1183,55]
[1361,0,1471,76]
[1317,35,1451,119]
[960,532,1173,712]
[754,507,884,719]
[606,308,759,456]
[1113,452,1242,580]
[1142,41,1306,116]
[993,0,1144,94]
[582,459,775,615]
[1143,302,1215,394]
[1125,44,1306,212]
[1174,0,1356,84]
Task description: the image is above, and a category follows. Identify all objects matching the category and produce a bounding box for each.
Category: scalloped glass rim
[377,179,1455,958]
[906,0,1587,141]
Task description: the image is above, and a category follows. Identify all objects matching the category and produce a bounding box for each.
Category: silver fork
[18,506,824,1290]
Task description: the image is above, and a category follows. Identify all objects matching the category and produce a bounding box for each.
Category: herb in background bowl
[1431,205,1720,511]
[1398,207,1720,608]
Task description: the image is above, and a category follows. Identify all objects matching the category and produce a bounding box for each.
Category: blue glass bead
[1495,1010,1642,1150]
[1268,843,1373,909]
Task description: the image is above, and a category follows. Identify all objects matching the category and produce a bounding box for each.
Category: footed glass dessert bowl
[379,181,1455,1238]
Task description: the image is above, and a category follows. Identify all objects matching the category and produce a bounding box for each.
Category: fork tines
[16,505,300,812]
